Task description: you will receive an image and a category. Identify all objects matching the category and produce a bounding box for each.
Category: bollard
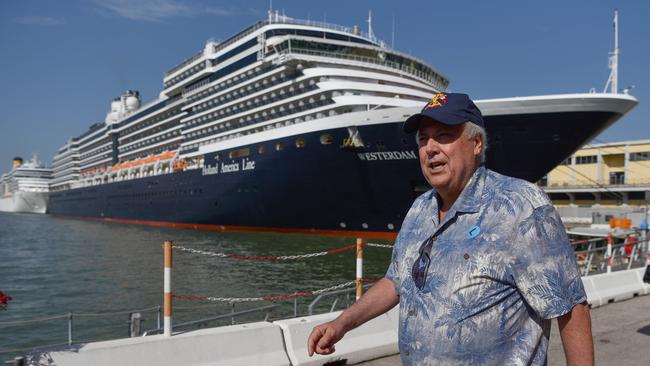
[356,238,363,301]
[163,240,173,337]
[14,356,24,366]
[606,233,613,273]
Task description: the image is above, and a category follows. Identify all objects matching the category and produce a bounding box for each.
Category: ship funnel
[12,157,23,167]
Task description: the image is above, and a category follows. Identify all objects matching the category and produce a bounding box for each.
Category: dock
[360,293,650,366]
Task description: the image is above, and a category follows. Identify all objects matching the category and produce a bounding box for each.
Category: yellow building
[543,139,650,207]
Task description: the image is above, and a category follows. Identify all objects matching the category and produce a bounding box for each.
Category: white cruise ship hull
[0,192,48,214]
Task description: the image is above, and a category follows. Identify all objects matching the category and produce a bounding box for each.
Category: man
[308,93,593,365]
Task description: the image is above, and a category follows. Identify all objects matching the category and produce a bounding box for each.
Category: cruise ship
[48,12,638,237]
[0,156,52,214]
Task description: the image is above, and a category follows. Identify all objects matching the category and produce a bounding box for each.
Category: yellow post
[163,240,173,336]
[356,238,364,301]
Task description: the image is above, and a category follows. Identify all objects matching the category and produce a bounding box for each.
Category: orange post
[163,240,173,336]
[356,238,364,301]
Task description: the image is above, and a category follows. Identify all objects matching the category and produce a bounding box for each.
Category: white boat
[0,156,52,214]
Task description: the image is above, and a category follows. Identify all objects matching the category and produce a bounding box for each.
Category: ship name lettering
[357,150,417,161]
[202,165,219,176]
[242,158,256,171]
[220,162,240,173]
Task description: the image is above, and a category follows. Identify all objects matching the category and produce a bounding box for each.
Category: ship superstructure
[0,156,52,213]
[48,13,637,237]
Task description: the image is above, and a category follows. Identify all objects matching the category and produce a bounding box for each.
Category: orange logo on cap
[425,93,448,109]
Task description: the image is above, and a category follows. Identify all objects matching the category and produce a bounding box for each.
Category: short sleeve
[511,205,587,319]
[385,245,401,295]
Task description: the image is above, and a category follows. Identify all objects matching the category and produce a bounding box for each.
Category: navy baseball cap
[403,92,484,133]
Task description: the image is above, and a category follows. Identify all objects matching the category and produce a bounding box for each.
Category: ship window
[275,142,285,151]
[258,145,267,154]
[295,138,306,148]
[229,148,250,159]
[319,134,334,145]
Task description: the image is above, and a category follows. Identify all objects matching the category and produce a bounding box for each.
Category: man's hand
[305,278,400,357]
[307,319,348,356]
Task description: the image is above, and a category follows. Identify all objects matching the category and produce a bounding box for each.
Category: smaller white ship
[0,155,52,214]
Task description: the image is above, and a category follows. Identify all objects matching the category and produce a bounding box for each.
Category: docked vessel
[48,12,638,237]
[0,156,52,214]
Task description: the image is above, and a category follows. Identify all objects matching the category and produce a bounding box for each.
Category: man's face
[417,119,482,196]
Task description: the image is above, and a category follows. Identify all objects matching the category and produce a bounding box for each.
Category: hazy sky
[1,0,648,169]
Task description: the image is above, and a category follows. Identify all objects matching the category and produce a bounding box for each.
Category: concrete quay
[359,293,650,366]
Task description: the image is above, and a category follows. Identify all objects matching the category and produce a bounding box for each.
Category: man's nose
[424,138,440,156]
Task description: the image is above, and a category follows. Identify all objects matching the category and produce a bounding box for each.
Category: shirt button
[464,253,470,260]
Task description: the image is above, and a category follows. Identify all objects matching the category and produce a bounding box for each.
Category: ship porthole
[387,223,395,230]
[320,134,334,145]
[362,223,368,229]
[339,222,347,228]
[295,137,306,148]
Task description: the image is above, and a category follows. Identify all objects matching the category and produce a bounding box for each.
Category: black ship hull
[48,106,629,238]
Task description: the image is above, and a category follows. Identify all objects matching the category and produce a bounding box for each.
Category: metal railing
[308,283,374,316]
[141,304,278,336]
[572,236,648,276]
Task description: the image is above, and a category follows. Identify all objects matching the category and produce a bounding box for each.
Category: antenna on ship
[268,0,272,22]
[367,10,375,42]
[391,14,396,48]
[603,9,620,94]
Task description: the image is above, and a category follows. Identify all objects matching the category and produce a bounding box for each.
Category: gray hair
[463,122,488,163]
[414,121,488,163]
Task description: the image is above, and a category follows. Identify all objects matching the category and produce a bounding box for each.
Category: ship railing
[165,21,267,78]
[165,49,207,77]
[277,47,436,86]
[165,15,388,78]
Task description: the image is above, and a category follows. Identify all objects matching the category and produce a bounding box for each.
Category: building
[542,139,650,207]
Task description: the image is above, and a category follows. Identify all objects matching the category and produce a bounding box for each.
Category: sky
[1,0,648,169]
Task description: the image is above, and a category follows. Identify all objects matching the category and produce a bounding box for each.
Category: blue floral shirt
[386,166,586,365]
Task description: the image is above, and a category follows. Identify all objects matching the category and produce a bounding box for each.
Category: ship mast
[367,10,375,42]
[604,9,620,94]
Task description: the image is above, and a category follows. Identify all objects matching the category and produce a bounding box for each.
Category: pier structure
[542,139,650,209]
[12,236,650,366]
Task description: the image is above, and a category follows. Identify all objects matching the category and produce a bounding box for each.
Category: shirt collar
[426,165,486,227]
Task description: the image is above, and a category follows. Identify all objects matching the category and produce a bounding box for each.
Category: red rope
[326,244,357,254]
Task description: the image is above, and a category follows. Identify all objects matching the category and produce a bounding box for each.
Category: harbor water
[0,212,392,360]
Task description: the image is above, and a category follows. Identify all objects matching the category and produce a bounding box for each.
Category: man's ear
[473,135,482,157]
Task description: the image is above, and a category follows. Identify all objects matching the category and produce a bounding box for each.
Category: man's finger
[316,327,337,351]
[307,327,323,356]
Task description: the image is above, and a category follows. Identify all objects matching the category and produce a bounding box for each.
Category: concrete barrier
[632,266,650,295]
[27,321,290,366]
[274,306,399,366]
[581,276,604,308]
[589,268,646,304]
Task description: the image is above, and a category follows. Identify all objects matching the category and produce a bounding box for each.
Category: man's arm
[307,277,399,356]
[557,301,594,366]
